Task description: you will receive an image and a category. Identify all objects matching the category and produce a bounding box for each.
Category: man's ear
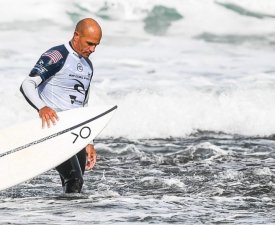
[73,31,80,41]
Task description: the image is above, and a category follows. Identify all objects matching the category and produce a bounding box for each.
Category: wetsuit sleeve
[21,76,45,110]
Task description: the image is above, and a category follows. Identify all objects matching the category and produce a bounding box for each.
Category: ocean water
[0,0,274,224]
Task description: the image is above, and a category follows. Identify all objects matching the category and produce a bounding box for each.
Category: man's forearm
[21,75,46,110]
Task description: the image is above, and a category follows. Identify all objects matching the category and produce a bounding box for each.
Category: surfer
[20,18,102,193]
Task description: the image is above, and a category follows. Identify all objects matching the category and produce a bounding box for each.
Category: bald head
[75,18,102,37]
[71,18,102,58]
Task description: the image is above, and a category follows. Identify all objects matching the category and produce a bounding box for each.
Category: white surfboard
[0,105,117,191]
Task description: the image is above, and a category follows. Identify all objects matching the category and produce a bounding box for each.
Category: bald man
[20,18,102,193]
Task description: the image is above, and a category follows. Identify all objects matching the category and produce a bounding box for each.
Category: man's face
[74,29,101,58]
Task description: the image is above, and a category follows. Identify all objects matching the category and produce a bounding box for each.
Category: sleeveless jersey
[29,43,93,111]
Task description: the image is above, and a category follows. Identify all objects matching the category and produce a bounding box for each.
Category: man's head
[71,18,102,58]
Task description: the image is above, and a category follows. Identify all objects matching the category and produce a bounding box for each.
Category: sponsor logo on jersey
[69,73,91,81]
[69,79,86,104]
[34,62,48,74]
[72,79,85,95]
[69,95,83,104]
[69,95,76,104]
[77,63,83,72]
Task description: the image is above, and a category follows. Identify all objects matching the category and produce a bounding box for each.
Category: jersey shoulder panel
[30,44,69,82]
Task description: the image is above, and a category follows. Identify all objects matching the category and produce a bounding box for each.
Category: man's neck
[69,41,82,58]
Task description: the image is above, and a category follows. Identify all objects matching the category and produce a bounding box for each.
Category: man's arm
[21,75,45,110]
[20,46,68,128]
[21,75,59,128]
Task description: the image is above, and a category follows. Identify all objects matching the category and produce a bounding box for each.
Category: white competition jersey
[27,43,93,111]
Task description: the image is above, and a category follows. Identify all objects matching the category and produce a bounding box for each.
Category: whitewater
[0,0,274,224]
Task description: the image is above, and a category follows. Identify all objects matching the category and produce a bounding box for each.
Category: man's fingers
[39,107,59,129]
[50,114,57,125]
[41,117,46,129]
[53,111,59,121]
[87,152,96,163]
[85,160,95,170]
[51,111,59,122]
[40,114,55,128]
[46,116,51,128]
[85,145,97,171]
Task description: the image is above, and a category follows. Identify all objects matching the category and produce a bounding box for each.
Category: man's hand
[85,144,96,171]
[39,106,59,128]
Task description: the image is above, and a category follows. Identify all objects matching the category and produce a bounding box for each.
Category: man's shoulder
[43,44,69,59]
[39,44,70,65]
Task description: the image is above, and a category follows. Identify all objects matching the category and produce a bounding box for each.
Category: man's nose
[89,45,96,53]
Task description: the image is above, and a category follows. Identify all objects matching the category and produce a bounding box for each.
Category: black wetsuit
[56,149,86,193]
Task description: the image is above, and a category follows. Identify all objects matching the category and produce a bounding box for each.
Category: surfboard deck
[0,105,117,191]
